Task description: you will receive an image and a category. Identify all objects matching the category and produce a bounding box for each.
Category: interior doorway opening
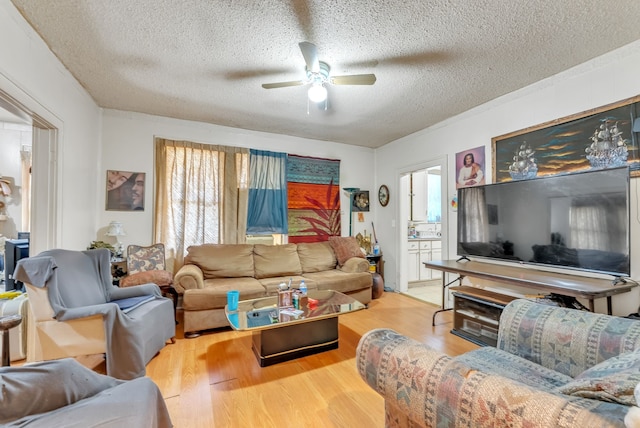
[397,156,448,306]
[0,87,59,291]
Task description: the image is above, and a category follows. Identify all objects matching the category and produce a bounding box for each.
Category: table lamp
[105,221,126,258]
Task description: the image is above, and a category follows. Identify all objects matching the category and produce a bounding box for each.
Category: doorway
[0,88,59,290]
[397,156,448,306]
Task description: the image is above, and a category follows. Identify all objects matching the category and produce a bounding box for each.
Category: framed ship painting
[492,95,640,183]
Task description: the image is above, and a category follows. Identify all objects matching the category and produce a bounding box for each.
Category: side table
[0,314,22,366]
[365,253,384,279]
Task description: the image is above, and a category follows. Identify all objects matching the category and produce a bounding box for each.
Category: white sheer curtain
[570,197,624,252]
[154,139,249,270]
[20,147,31,231]
[459,187,488,243]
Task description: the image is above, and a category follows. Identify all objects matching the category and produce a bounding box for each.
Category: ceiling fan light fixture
[308,83,327,103]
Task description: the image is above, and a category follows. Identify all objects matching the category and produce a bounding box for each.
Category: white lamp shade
[106,221,126,237]
[308,84,327,103]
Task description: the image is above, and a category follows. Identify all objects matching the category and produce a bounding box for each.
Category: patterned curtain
[247,149,288,234]
[287,154,341,243]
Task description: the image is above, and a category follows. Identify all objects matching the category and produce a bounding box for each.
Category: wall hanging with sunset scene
[287,155,340,243]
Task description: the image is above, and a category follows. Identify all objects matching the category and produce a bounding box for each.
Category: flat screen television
[457,166,630,278]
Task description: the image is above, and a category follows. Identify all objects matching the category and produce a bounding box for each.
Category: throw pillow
[328,236,365,266]
[120,270,173,287]
[557,350,640,405]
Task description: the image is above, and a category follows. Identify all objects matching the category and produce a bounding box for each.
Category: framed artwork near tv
[105,170,145,211]
[456,146,486,189]
[492,94,640,183]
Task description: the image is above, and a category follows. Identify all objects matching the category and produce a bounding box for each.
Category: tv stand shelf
[425,260,637,322]
[450,286,518,347]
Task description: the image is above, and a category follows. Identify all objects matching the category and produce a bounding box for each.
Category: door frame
[0,74,60,254]
[396,156,448,293]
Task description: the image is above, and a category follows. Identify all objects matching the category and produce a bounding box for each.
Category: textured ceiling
[9,0,640,148]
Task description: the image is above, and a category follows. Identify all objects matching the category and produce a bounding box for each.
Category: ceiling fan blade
[330,74,377,85]
[299,41,319,73]
[262,80,306,89]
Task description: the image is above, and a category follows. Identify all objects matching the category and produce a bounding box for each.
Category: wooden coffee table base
[251,317,339,367]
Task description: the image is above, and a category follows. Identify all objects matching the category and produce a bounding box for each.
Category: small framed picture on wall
[351,190,370,212]
[456,146,486,189]
[106,170,145,211]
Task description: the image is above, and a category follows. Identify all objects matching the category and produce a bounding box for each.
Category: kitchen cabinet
[407,241,420,282]
[408,239,442,282]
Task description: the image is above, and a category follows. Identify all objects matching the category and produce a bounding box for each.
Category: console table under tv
[425,259,638,335]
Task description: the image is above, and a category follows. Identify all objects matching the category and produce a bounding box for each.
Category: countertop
[408,237,441,241]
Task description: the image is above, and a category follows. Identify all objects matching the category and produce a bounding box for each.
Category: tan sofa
[174,241,372,337]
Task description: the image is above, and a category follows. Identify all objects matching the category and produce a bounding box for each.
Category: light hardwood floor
[143,291,478,428]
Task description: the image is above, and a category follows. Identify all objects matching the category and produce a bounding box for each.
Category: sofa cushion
[302,270,372,295]
[182,277,266,310]
[120,270,173,287]
[297,242,337,272]
[328,236,365,266]
[253,244,302,279]
[185,244,254,278]
[557,350,640,405]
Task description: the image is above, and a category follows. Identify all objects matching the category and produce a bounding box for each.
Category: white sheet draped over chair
[15,248,175,380]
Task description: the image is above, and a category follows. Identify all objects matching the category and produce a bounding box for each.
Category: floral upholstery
[120,244,173,288]
[357,299,640,427]
[126,244,167,275]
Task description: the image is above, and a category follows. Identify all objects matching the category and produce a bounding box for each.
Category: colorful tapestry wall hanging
[287,155,341,243]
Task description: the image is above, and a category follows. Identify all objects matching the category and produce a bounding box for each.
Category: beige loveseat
[174,240,372,337]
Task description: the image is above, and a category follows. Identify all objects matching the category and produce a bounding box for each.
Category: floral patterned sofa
[357,299,640,427]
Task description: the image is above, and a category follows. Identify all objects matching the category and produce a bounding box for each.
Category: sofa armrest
[356,328,616,428]
[340,257,369,273]
[174,264,205,293]
[498,299,640,377]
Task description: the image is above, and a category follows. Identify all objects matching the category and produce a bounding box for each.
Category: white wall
[375,40,640,315]
[99,110,375,248]
[0,1,102,252]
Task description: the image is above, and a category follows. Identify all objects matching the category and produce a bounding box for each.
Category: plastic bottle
[299,280,307,295]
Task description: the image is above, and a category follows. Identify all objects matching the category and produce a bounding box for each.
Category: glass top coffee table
[226,290,365,366]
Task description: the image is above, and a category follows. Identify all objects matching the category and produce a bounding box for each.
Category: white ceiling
[9,0,640,148]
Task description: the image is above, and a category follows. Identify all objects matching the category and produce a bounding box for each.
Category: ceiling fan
[261,42,376,104]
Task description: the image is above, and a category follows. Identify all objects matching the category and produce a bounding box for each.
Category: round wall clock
[378,185,389,207]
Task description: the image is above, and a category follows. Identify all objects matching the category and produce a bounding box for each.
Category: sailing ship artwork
[493,97,640,183]
[585,120,629,169]
[508,142,538,181]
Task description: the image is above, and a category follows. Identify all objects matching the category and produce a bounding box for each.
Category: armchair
[15,248,176,380]
[120,243,178,312]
